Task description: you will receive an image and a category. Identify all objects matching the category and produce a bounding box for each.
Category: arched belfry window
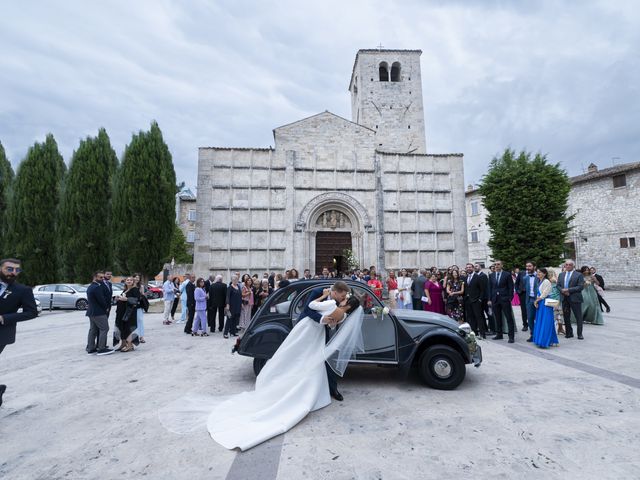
[379,62,389,81]
[391,62,401,82]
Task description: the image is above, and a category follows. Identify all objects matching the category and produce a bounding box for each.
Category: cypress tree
[112,121,176,279]
[0,141,15,248]
[479,148,572,269]
[5,134,66,285]
[58,129,118,282]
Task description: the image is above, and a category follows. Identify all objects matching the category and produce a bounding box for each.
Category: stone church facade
[194,49,467,276]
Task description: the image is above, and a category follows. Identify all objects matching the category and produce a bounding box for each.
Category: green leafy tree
[58,129,118,282]
[0,141,15,247]
[166,224,193,264]
[4,134,66,285]
[112,121,176,279]
[479,148,572,269]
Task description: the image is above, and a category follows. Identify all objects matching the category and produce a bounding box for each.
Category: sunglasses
[5,267,22,273]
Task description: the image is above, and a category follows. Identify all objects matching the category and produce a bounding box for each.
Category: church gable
[273,111,374,147]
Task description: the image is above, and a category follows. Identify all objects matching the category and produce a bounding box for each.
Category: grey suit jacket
[557,271,584,303]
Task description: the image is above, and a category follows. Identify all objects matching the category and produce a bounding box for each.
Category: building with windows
[465,185,492,267]
[193,48,468,277]
[567,161,640,288]
[176,187,197,256]
[464,161,640,287]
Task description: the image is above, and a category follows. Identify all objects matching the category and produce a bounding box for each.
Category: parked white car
[33,284,89,310]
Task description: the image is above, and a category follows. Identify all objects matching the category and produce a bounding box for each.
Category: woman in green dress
[575,266,604,325]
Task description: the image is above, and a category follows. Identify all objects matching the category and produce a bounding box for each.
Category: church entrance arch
[295,192,374,275]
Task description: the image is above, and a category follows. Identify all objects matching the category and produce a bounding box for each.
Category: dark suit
[102,280,113,315]
[477,272,493,332]
[557,270,584,337]
[0,282,38,351]
[208,281,227,332]
[520,272,540,338]
[489,271,516,339]
[183,281,196,333]
[298,287,340,394]
[86,281,111,351]
[463,273,485,336]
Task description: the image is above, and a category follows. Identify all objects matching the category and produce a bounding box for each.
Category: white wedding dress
[159,300,364,451]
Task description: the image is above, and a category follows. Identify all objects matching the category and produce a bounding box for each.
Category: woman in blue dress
[532,267,560,348]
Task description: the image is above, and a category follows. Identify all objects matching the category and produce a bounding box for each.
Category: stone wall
[466,189,492,267]
[568,169,640,288]
[177,197,196,254]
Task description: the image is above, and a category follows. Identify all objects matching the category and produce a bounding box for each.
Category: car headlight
[458,322,471,336]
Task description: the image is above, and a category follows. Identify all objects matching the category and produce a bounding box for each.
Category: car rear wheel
[75,299,88,310]
[253,358,268,376]
[418,345,465,390]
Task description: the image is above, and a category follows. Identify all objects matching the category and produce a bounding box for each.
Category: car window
[56,285,75,293]
[291,290,316,324]
[41,285,56,292]
[72,285,87,292]
[267,288,298,315]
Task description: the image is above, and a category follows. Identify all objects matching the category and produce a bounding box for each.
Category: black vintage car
[236,280,482,390]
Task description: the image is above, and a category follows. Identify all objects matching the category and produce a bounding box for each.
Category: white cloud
[1,0,638,190]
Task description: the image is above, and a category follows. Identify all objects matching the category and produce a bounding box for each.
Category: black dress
[114,287,140,345]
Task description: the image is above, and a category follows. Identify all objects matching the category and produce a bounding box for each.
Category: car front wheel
[253,358,268,376]
[76,299,89,310]
[418,345,465,390]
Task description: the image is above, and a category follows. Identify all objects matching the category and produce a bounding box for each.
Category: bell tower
[349,49,426,154]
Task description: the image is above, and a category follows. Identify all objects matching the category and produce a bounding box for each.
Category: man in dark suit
[298,281,349,401]
[183,273,196,334]
[0,258,38,406]
[514,267,529,331]
[475,263,493,333]
[208,275,227,332]
[558,259,585,339]
[86,270,114,355]
[463,263,486,338]
[489,260,516,343]
[590,267,610,313]
[412,269,427,310]
[102,269,113,316]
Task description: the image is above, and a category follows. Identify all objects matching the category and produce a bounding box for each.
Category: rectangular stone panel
[269,209,285,229]
[437,232,454,250]
[211,187,232,208]
[230,251,249,269]
[336,171,354,191]
[212,210,229,229]
[252,169,270,187]
[434,192,452,210]
[384,212,399,231]
[231,211,250,230]
[357,153,375,171]
[397,156,416,173]
[416,156,434,173]
[316,171,335,189]
[385,190,399,210]
[402,232,418,250]
[402,251,418,267]
[398,173,416,190]
[212,149,233,167]
[381,172,398,191]
[271,189,286,209]
[419,232,436,249]
[232,190,250,209]
[385,251,399,269]
[433,173,451,190]
[232,150,252,168]
[211,167,232,186]
[416,191,432,209]
[438,251,454,266]
[251,210,269,229]
[415,172,433,190]
[211,231,229,249]
[251,231,268,245]
[270,250,285,269]
[294,171,314,189]
[337,153,354,171]
[418,251,436,267]
[381,155,398,172]
[398,192,416,211]
[436,212,452,230]
[252,189,269,206]
[433,157,451,173]
[270,230,285,246]
[385,232,400,250]
[400,212,416,230]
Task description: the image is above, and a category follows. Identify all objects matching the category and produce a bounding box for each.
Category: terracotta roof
[571,161,640,185]
[349,49,422,91]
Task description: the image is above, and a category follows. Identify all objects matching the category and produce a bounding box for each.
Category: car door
[349,284,399,364]
[55,284,76,308]
[34,285,57,309]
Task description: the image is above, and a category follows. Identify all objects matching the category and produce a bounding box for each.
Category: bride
[160,286,363,451]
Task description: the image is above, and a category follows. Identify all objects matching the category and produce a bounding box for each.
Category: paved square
[1,292,639,479]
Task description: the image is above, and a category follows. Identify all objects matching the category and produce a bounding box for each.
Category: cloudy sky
[1,0,638,191]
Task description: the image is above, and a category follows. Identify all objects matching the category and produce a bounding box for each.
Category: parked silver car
[33,284,89,310]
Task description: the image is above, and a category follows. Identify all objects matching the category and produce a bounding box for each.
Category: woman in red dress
[423,273,445,314]
[368,274,383,299]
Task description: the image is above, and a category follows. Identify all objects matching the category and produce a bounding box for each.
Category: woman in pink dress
[423,274,445,314]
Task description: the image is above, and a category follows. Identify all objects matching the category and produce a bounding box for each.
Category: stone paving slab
[1,292,639,479]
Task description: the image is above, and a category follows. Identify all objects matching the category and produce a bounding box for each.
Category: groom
[298,281,350,401]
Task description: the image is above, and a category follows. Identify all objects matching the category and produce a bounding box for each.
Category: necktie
[565,272,572,289]
[497,272,501,285]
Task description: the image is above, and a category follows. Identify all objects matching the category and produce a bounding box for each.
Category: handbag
[544,298,559,307]
[421,295,429,304]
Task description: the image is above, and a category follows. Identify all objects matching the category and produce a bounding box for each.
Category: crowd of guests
[84,259,608,354]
